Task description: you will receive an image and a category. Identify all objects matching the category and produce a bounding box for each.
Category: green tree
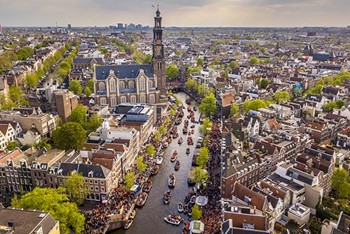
[221,71,228,78]
[146,144,156,158]
[68,80,82,96]
[250,57,259,65]
[273,91,291,104]
[332,168,350,199]
[159,125,167,136]
[136,156,147,173]
[166,64,179,80]
[323,102,338,113]
[64,173,88,205]
[33,140,52,150]
[69,104,87,125]
[87,79,94,93]
[243,99,268,113]
[192,204,203,220]
[193,167,209,185]
[199,93,217,116]
[164,116,171,127]
[169,109,176,117]
[230,103,239,117]
[229,61,239,70]
[154,130,161,144]
[201,117,212,135]
[7,141,19,151]
[13,187,85,234]
[197,84,208,98]
[196,147,210,169]
[25,73,39,89]
[86,113,102,133]
[336,100,345,108]
[197,58,204,66]
[84,87,92,97]
[257,78,269,89]
[53,122,87,150]
[185,78,196,90]
[9,86,24,104]
[124,172,135,190]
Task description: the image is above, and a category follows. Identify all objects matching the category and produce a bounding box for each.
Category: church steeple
[152,6,166,97]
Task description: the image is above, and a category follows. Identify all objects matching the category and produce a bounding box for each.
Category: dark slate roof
[58,163,110,178]
[95,64,154,80]
[0,208,58,234]
[305,94,322,102]
[73,57,104,64]
[336,212,350,233]
[286,168,314,185]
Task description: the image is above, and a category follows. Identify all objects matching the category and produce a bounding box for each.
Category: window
[98,82,105,91]
[131,96,136,104]
[95,186,99,191]
[100,181,104,185]
[140,78,145,91]
[120,96,126,103]
[111,96,117,107]
[148,80,153,88]
[110,79,116,92]
[150,94,155,104]
[140,94,146,103]
[119,81,125,89]
[128,81,134,89]
[100,97,107,105]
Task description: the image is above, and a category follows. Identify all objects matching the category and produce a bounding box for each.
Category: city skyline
[0,0,349,27]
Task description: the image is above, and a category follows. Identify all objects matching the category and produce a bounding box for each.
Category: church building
[93,8,166,107]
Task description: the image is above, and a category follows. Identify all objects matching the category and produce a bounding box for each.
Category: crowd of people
[83,186,135,233]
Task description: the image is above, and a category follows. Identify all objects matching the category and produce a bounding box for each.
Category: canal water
[115,93,201,234]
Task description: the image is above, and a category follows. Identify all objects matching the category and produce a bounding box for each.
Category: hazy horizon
[0,0,349,28]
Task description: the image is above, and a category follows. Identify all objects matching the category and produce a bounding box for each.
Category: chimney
[8,221,14,230]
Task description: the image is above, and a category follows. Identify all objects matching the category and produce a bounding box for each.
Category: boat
[142,179,152,193]
[171,150,177,162]
[156,156,164,165]
[164,215,182,226]
[186,148,190,154]
[129,210,136,219]
[178,137,183,145]
[174,160,180,171]
[190,195,196,204]
[178,202,184,213]
[173,132,179,139]
[193,106,197,111]
[168,173,176,188]
[124,219,134,230]
[191,129,194,134]
[183,127,188,134]
[163,190,171,204]
[150,165,159,175]
[136,192,148,207]
[163,142,169,148]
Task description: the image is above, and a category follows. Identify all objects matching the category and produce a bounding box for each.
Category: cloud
[0,0,349,27]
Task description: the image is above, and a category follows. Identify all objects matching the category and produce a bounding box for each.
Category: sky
[0,0,349,27]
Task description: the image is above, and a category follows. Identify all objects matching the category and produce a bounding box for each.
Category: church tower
[152,6,166,98]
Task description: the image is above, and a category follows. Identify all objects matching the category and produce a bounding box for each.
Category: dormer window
[88,171,93,178]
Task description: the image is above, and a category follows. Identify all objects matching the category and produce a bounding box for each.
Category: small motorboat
[163,190,171,204]
[163,142,169,148]
[178,202,183,213]
[150,165,159,175]
[129,210,136,219]
[156,156,164,165]
[186,148,190,154]
[190,125,195,128]
[191,129,194,134]
[193,106,197,111]
[164,215,182,226]
[183,127,188,134]
[171,150,177,162]
[124,219,134,230]
[174,160,180,171]
[178,137,183,145]
[142,179,152,193]
[173,132,179,139]
[190,195,196,204]
[168,174,176,188]
[136,192,148,207]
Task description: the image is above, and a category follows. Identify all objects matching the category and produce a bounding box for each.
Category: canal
[115,92,201,234]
